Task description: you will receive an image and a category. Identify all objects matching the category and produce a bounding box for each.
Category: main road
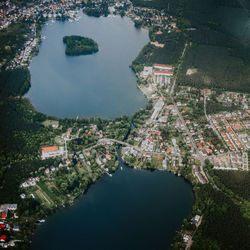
[170,43,205,166]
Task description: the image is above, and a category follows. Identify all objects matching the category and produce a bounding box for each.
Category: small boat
[38,219,45,223]
[121,166,123,170]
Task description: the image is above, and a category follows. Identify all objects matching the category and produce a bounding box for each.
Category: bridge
[98,138,163,155]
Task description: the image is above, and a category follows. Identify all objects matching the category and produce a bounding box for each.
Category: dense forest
[0,98,52,201]
[191,185,250,250]
[63,35,99,56]
[132,32,186,71]
[214,171,250,201]
[0,67,30,98]
[175,0,250,93]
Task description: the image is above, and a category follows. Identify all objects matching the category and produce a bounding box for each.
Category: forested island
[63,35,99,56]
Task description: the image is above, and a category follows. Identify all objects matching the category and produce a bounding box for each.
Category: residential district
[0,0,249,249]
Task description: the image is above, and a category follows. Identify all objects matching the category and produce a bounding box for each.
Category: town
[0,0,249,249]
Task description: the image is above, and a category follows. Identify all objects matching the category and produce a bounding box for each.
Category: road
[99,138,163,155]
[169,43,205,166]
[204,95,227,149]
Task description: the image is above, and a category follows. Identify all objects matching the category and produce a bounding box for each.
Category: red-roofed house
[0,213,6,220]
[0,235,6,242]
[153,64,173,70]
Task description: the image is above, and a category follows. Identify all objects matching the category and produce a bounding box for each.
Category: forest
[191,185,250,250]
[177,45,250,93]
[0,67,30,98]
[132,32,186,71]
[63,35,99,56]
[214,170,250,201]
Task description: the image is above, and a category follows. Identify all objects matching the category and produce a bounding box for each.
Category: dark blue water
[28,12,148,118]
[31,162,193,250]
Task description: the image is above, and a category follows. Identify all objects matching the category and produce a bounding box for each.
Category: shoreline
[9,7,195,249]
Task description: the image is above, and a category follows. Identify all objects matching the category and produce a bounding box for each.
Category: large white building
[148,98,165,123]
[153,64,173,86]
[41,146,64,160]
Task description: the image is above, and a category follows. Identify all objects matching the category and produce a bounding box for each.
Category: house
[50,165,56,172]
[8,241,15,247]
[105,154,111,160]
[0,213,6,220]
[183,234,191,243]
[41,146,64,160]
[0,235,6,242]
[193,215,201,225]
[12,225,20,232]
[153,64,173,71]
[20,194,26,199]
[44,168,50,175]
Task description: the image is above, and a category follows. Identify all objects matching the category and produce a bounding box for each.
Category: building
[148,99,164,123]
[140,66,152,80]
[0,204,17,213]
[152,64,173,86]
[153,64,173,71]
[193,215,201,226]
[41,146,64,160]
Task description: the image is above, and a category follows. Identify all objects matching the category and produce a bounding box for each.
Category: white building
[148,99,164,123]
[41,146,64,160]
[152,64,173,86]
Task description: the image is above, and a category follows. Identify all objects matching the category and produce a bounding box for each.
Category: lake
[29,12,193,250]
[28,12,148,118]
[31,160,193,250]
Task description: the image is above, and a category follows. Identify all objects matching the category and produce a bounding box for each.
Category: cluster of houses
[211,152,248,171]
[128,5,180,33]
[210,111,250,151]
[0,0,82,30]
[0,204,19,248]
[175,86,250,171]
[217,91,249,110]
[20,176,40,188]
[182,215,201,247]
[9,37,38,69]
[1,0,82,69]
